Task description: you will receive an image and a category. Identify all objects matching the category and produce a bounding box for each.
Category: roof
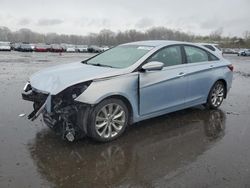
[121,40,186,47]
[196,42,219,46]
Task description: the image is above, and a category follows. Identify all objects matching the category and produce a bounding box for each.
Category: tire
[205,81,225,109]
[87,98,129,142]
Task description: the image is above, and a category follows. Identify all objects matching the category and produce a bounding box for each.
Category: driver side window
[148,46,182,67]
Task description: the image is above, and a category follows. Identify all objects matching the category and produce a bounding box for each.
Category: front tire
[87,98,129,142]
[206,81,225,109]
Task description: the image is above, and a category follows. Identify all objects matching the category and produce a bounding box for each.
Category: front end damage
[22,81,91,141]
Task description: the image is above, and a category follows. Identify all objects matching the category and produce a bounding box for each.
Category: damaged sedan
[22,40,233,142]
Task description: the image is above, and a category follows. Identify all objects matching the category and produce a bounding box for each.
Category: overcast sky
[0,0,249,36]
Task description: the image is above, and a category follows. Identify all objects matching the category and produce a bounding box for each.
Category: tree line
[0,26,250,48]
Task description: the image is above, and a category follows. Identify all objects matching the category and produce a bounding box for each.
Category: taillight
[227,64,234,71]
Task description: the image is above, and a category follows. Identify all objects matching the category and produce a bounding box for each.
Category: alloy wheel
[95,103,126,139]
[211,83,225,107]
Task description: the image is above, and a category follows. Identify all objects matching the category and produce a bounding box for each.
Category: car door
[139,45,188,116]
[183,45,219,106]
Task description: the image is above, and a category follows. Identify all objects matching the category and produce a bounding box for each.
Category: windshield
[86,45,153,68]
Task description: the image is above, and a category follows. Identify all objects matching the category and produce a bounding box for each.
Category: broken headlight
[71,81,92,99]
[58,81,92,101]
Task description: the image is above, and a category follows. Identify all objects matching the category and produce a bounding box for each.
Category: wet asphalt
[0,52,250,188]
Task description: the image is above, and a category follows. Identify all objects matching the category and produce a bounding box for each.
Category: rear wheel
[206,81,225,109]
[87,98,129,142]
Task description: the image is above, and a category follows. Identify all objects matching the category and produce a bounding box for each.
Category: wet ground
[0,51,250,188]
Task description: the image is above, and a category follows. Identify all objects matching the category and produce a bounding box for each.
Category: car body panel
[139,65,188,115]
[24,40,233,126]
[184,60,232,107]
[30,62,126,95]
[75,73,139,120]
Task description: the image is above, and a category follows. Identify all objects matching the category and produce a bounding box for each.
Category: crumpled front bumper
[22,83,89,141]
[22,88,51,121]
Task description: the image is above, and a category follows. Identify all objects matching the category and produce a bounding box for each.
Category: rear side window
[184,46,209,63]
[148,46,182,67]
[203,45,215,51]
[209,53,219,61]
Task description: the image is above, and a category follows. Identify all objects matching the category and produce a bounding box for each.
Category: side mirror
[142,61,164,71]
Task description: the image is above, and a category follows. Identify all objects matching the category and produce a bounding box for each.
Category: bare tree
[0,26,250,48]
[209,27,223,42]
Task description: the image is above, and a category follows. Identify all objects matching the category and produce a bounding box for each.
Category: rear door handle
[209,65,214,68]
[178,72,185,77]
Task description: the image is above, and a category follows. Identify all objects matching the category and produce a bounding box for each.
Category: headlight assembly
[58,81,92,101]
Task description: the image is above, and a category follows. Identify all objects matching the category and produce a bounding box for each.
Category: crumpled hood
[30,62,122,95]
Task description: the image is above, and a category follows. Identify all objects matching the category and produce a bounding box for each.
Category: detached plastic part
[27,95,51,121]
[28,102,46,121]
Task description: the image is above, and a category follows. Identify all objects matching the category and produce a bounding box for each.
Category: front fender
[75,73,139,121]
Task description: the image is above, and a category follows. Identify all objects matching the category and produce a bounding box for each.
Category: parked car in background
[238,49,250,56]
[60,44,66,52]
[100,46,110,52]
[12,43,21,51]
[197,43,222,56]
[222,48,238,54]
[76,45,88,52]
[34,44,50,52]
[0,41,11,51]
[50,44,64,53]
[30,44,36,51]
[66,45,76,52]
[17,43,33,52]
[88,45,102,53]
[22,40,233,142]
[10,43,15,50]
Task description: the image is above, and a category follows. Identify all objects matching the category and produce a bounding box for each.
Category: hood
[30,62,123,95]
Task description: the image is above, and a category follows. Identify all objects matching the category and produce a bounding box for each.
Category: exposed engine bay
[22,81,92,141]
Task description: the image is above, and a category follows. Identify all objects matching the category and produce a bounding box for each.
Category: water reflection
[28,108,226,188]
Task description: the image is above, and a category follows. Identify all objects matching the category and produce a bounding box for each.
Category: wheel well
[217,79,227,98]
[104,95,133,124]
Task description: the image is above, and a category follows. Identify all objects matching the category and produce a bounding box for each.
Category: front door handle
[209,65,214,68]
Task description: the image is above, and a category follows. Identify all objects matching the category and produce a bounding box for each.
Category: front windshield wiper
[82,60,114,68]
[89,63,114,68]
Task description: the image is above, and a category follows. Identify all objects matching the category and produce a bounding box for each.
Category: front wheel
[205,81,225,109]
[87,98,129,142]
